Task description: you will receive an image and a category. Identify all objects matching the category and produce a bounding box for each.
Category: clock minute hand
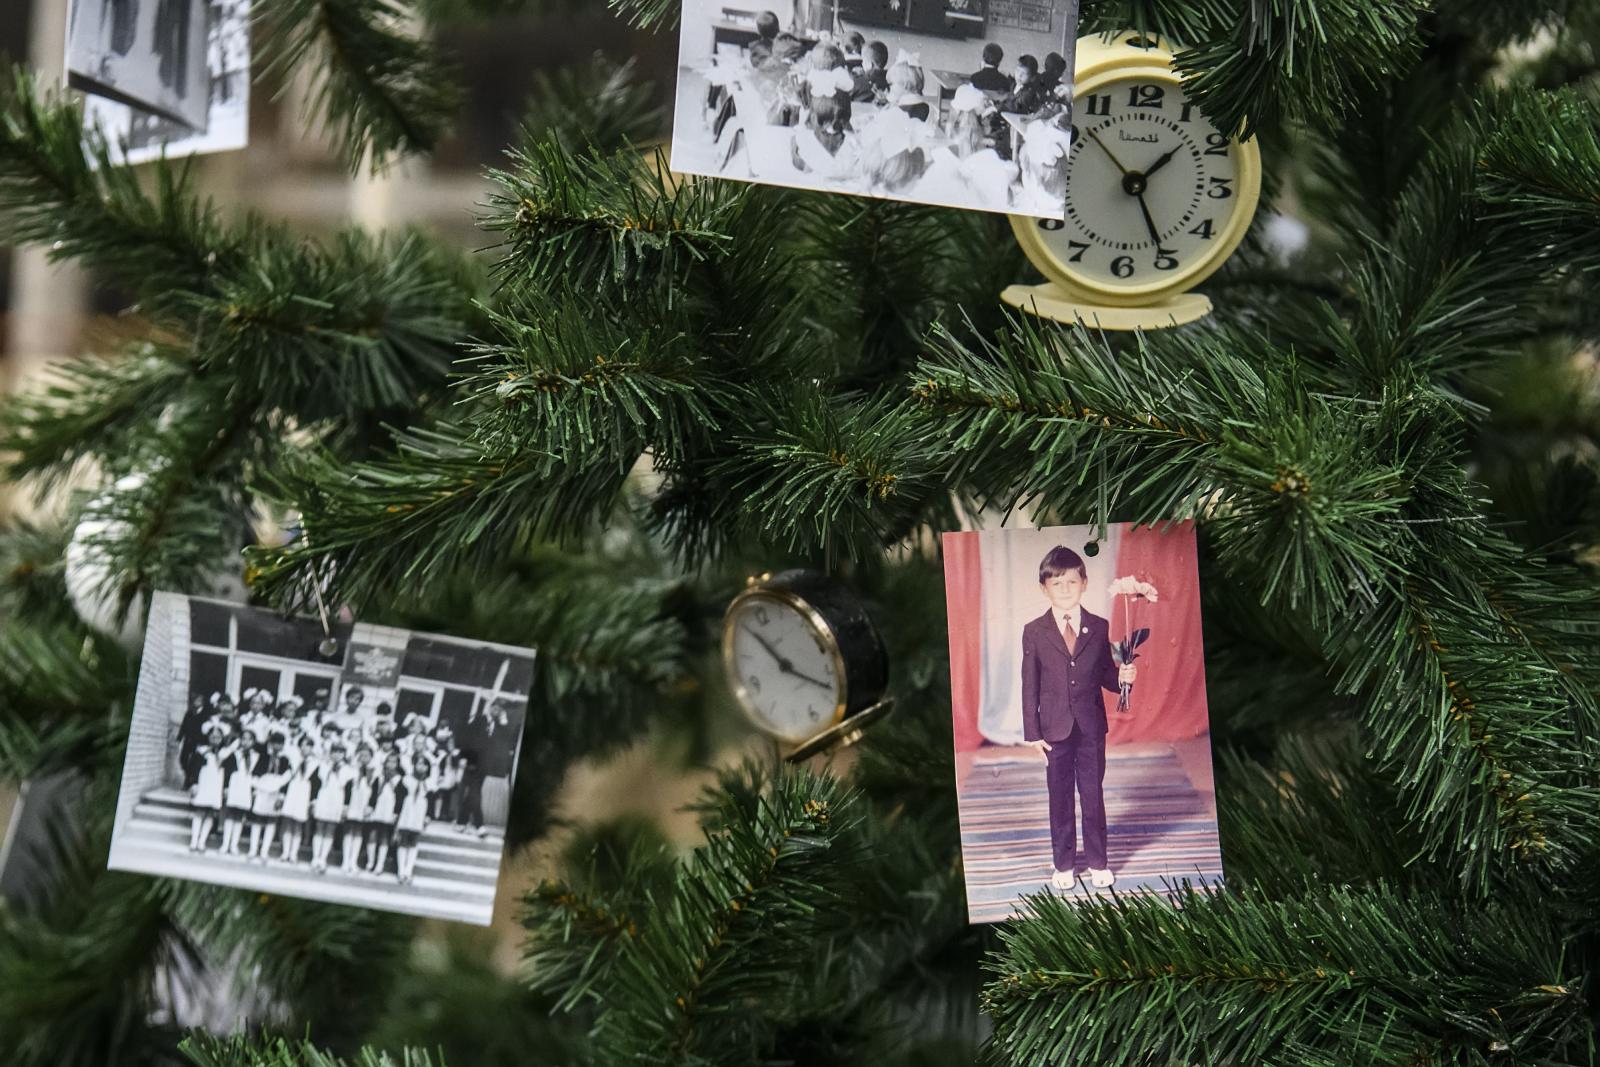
[1135,192,1163,247]
[788,668,834,691]
[1086,128,1132,176]
[743,626,789,669]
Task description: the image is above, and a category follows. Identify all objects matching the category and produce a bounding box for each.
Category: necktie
[1063,617,1077,655]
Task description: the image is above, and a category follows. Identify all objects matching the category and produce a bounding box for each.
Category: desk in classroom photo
[712,20,761,53]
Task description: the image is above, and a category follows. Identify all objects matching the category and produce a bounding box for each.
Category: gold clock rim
[721,585,851,745]
[1010,43,1263,308]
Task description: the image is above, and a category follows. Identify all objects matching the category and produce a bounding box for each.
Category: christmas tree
[3,0,1600,1063]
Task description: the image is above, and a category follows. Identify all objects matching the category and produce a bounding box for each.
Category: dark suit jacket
[999,82,1047,115]
[970,67,1013,93]
[1020,608,1120,742]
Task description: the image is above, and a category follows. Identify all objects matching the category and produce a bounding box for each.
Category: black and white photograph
[107,593,535,925]
[66,0,213,130]
[671,0,1080,217]
[83,0,249,165]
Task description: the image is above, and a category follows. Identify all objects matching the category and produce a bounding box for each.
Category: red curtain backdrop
[942,531,986,752]
[1104,521,1211,745]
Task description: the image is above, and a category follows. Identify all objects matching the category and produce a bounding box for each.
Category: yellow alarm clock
[1003,32,1262,330]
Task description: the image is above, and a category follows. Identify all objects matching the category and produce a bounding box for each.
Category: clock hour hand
[1086,128,1132,176]
[1141,145,1179,180]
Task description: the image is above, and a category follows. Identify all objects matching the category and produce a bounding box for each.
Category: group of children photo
[177,684,491,886]
[676,3,1076,214]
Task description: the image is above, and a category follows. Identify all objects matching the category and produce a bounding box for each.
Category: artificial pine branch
[984,884,1589,1066]
[715,391,956,558]
[525,764,864,1065]
[519,54,667,151]
[0,621,130,779]
[0,71,474,407]
[256,0,464,168]
[181,1035,441,1067]
[913,315,1411,616]
[0,800,190,1067]
[483,142,742,293]
[1477,87,1600,275]
[171,890,414,1045]
[1213,732,1436,896]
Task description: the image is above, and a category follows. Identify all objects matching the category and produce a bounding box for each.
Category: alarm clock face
[1022,66,1258,304]
[724,592,847,743]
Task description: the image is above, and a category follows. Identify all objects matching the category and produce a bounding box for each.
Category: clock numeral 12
[1127,84,1164,108]
[1083,94,1112,117]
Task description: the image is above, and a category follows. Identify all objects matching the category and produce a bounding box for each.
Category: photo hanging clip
[310,571,340,659]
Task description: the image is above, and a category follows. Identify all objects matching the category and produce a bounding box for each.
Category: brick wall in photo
[112,592,187,834]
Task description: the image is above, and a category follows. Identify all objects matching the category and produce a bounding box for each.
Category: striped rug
[959,745,1224,924]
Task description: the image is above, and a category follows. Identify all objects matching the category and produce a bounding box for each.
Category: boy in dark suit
[970,42,1012,92]
[998,54,1046,115]
[1037,51,1068,95]
[1020,546,1135,891]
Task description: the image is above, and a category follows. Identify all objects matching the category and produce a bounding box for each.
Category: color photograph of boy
[942,522,1224,924]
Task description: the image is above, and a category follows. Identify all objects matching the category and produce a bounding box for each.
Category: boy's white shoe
[1050,868,1075,891]
[1087,867,1115,889]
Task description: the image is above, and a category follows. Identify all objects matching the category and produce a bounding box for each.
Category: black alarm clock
[721,570,888,747]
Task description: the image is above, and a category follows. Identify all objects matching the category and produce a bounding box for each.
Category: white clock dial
[727,595,844,743]
[1038,72,1245,296]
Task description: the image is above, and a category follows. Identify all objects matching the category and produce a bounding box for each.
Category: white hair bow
[951,83,987,112]
[893,48,923,69]
[1021,119,1071,164]
[862,110,928,156]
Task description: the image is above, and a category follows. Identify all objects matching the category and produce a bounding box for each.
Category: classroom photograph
[671,0,1080,216]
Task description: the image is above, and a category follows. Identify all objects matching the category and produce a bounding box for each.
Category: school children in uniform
[278,735,318,865]
[309,742,352,874]
[393,754,432,885]
[366,751,405,877]
[342,744,378,875]
[177,694,211,788]
[426,730,460,820]
[187,721,228,851]
[239,687,274,741]
[219,731,258,856]
[271,696,303,756]
[247,732,293,863]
